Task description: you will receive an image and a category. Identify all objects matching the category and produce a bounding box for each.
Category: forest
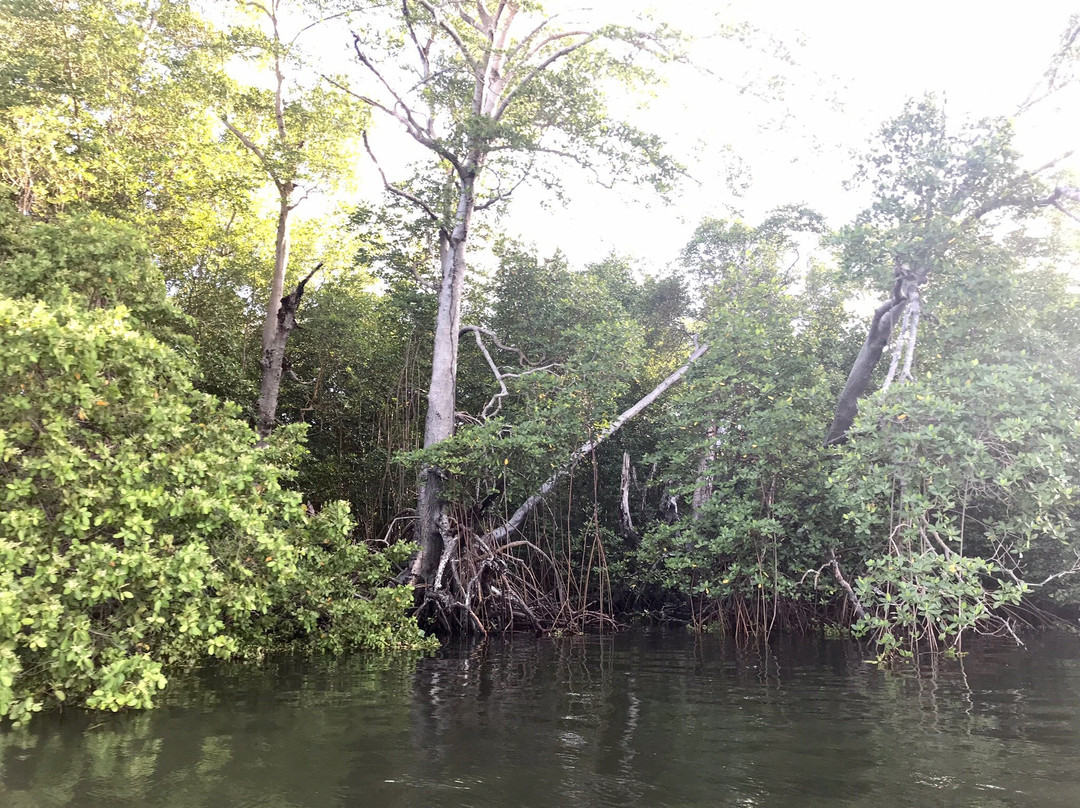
[2,0,1080,725]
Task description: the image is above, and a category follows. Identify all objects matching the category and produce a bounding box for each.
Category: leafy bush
[832,358,1080,656]
[0,295,430,725]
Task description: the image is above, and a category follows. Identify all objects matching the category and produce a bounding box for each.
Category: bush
[0,295,430,724]
[832,358,1080,656]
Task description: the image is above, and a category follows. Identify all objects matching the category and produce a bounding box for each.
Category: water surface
[3,631,1079,807]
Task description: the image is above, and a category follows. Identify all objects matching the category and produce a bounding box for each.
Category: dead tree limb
[829,550,867,621]
[460,325,559,419]
[480,342,710,545]
[256,262,321,444]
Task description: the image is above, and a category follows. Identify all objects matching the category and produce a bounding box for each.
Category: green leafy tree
[825,97,1080,446]
[630,214,852,630]
[217,0,368,439]
[0,0,257,226]
[393,240,696,631]
[833,353,1080,657]
[823,100,1080,656]
[0,208,431,725]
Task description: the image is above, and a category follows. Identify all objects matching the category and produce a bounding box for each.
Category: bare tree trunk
[346,5,636,589]
[221,1,303,444]
[255,260,318,445]
[411,181,475,584]
[619,452,636,541]
[691,422,718,516]
[255,189,296,441]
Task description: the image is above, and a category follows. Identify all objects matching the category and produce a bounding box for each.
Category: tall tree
[218,0,367,440]
[824,98,1080,446]
[336,1,679,586]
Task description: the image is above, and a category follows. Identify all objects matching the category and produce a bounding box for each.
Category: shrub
[0,295,429,724]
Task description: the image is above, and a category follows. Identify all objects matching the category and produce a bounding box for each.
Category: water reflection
[2,633,1080,807]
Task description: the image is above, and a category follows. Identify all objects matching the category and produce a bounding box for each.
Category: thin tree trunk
[256,189,295,440]
[691,422,718,516]
[619,451,636,541]
[255,261,318,445]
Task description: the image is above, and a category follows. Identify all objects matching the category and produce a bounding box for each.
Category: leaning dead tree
[414,341,709,634]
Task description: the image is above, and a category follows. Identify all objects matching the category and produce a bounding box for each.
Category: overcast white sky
[492,0,1080,268]
[300,1,1078,271]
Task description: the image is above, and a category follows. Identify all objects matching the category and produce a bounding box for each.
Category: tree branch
[829,550,867,621]
[479,342,709,545]
[475,155,537,210]
[221,117,273,174]
[409,0,480,70]
[362,131,441,223]
[495,34,597,121]
[505,16,554,64]
[402,0,433,78]
[288,10,351,49]
[460,325,557,419]
[348,35,466,175]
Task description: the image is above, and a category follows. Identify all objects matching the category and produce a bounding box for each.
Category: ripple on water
[3,632,1080,808]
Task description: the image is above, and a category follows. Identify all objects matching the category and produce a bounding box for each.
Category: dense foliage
[2,0,1080,724]
[0,209,431,724]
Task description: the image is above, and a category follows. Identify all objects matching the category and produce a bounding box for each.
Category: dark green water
[3,631,1080,807]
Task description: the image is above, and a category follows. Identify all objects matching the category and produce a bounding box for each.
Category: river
[2,631,1079,807]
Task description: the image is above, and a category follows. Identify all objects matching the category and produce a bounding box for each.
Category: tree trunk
[255,189,295,441]
[411,181,475,584]
[823,263,925,446]
[691,422,718,516]
[619,451,636,541]
[255,261,318,446]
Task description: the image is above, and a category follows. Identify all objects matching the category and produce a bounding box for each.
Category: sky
[299,0,1079,272]
[492,0,1080,269]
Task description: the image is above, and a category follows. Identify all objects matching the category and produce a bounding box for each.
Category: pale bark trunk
[256,189,294,441]
[412,180,475,583]
[691,422,718,516]
[256,263,317,447]
[368,6,602,588]
[619,452,635,541]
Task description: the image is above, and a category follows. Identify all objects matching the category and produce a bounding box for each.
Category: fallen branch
[480,342,710,545]
[829,550,867,621]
